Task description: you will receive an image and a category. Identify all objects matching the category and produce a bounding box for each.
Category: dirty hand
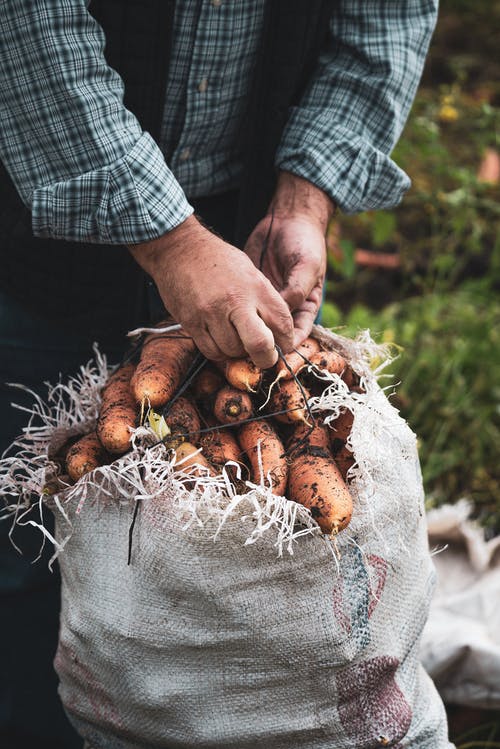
[244,171,335,347]
[128,215,294,369]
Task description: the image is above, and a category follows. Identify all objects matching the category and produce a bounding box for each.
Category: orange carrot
[274,337,321,381]
[287,422,330,451]
[214,386,253,424]
[341,366,355,388]
[334,444,355,481]
[287,442,353,534]
[350,384,365,394]
[66,431,108,482]
[192,366,223,400]
[329,408,354,443]
[174,441,215,477]
[220,357,262,392]
[97,363,137,454]
[198,427,243,470]
[267,379,310,424]
[131,334,196,408]
[305,350,347,377]
[166,396,201,443]
[238,419,288,495]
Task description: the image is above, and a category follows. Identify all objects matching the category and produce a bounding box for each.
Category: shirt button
[179,147,191,161]
[198,77,208,93]
[211,0,222,6]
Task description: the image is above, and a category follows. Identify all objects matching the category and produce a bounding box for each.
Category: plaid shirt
[0,0,437,245]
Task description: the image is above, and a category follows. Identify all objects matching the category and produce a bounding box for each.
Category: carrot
[305,350,347,377]
[198,427,243,470]
[131,334,196,408]
[274,337,321,381]
[174,441,215,477]
[238,419,288,495]
[166,396,201,443]
[287,422,330,451]
[287,443,353,535]
[192,366,223,401]
[341,366,355,388]
[214,386,253,424]
[335,444,355,481]
[66,431,108,482]
[350,384,365,394]
[97,363,137,454]
[220,357,262,392]
[329,408,353,443]
[267,379,310,424]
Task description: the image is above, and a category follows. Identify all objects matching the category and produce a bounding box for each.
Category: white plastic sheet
[421,499,500,708]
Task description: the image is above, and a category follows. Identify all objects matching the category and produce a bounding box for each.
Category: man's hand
[244,171,335,346]
[128,216,294,369]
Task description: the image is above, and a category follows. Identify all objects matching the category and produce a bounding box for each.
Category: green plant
[324,4,500,529]
[324,281,500,529]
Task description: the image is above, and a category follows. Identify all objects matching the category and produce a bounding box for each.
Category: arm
[0,0,192,244]
[246,0,438,341]
[275,0,439,213]
[0,0,294,366]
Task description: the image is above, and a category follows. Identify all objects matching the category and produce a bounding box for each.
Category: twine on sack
[0,326,407,566]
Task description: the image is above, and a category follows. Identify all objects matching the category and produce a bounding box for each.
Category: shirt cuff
[31,132,193,244]
[275,113,411,215]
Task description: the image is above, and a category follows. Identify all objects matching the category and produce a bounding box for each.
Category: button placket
[172,0,229,175]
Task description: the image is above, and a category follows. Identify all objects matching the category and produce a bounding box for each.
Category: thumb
[280,261,319,312]
[290,282,324,346]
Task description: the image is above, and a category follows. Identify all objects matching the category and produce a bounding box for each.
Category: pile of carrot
[62,329,363,537]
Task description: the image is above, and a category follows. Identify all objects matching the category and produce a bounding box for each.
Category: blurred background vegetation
[325,0,500,536]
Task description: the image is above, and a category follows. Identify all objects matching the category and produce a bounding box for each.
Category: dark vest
[0,0,332,338]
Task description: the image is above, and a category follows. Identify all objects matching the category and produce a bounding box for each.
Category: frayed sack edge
[0,327,399,565]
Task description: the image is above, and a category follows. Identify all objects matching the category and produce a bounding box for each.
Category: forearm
[0,0,192,244]
[269,172,336,232]
[128,215,206,275]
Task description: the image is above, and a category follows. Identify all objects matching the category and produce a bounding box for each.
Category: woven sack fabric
[1,328,455,748]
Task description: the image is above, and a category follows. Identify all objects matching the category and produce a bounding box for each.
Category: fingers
[185,326,225,362]
[183,277,293,366]
[258,284,294,354]
[291,306,317,347]
[209,321,246,360]
[229,308,279,369]
[291,284,324,347]
[281,259,321,312]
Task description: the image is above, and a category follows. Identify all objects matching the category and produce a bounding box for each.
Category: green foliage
[324,5,500,529]
[339,90,500,296]
[371,211,397,248]
[330,282,500,531]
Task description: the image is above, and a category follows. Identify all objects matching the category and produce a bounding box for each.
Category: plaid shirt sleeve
[275,0,439,214]
[0,0,193,245]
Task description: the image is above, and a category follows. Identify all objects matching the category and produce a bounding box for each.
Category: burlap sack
[1,329,454,748]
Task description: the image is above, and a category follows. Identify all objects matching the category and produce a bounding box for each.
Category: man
[0,1,438,745]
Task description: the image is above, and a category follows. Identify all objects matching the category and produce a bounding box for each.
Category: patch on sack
[55,639,124,732]
[332,548,389,642]
[336,655,412,748]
